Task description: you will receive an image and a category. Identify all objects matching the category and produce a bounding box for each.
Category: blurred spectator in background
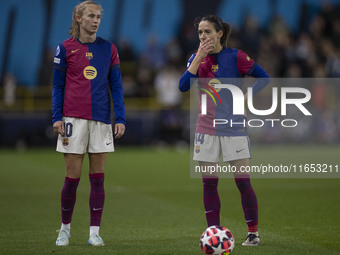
[312,79,329,112]
[285,63,302,78]
[164,39,183,67]
[331,19,340,47]
[240,16,261,59]
[118,38,136,62]
[316,110,337,144]
[326,48,340,77]
[136,65,154,97]
[140,33,166,70]
[155,64,182,108]
[38,48,55,86]
[155,64,183,145]
[178,21,200,62]
[4,73,16,106]
[118,38,138,97]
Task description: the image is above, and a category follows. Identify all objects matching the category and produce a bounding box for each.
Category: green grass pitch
[0,146,339,254]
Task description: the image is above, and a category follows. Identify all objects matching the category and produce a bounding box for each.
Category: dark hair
[194,15,232,47]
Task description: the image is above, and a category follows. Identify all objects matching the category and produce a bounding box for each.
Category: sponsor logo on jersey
[71,49,80,53]
[86,52,93,60]
[211,64,219,72]
[54,57,60,64]
[83,66,97,80]
[198,79,223,109]
[63,138,69,146]
[208,78,222,93]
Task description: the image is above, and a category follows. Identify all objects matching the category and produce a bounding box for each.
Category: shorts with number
[193,133,251,163]
[56,117,114,154]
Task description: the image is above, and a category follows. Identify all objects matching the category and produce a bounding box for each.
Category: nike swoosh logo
[93,208,103,211]
[236,149,245,153]
[106,142,112,145]
[71,49,80,53]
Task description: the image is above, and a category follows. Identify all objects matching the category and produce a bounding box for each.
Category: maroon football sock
[89,173,105,226]
[61,177,80,224]
[234,176,258,232]
[203,177,220,226]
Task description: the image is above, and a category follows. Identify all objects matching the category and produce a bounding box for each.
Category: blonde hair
[69,0,103,38]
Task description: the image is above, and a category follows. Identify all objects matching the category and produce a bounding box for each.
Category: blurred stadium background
[1,0,340,148]
[1,1,340,254]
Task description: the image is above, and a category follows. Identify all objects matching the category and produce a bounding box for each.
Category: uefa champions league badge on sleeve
[55,45,60,56]
[54,57,60,64]
[54,46,61,63]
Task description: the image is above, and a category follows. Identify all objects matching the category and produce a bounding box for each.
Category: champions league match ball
[200,226,235,255]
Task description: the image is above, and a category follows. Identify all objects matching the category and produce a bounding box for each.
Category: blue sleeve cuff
[248,64,270,96]
[248,63,269,78]
[179,70,197,92]
[110,68,126,124]
[52,68,66,124]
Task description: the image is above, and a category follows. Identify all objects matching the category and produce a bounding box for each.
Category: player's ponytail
[194,15,232,47]
[69,0,103,38]
[69,5,80,38]
[221,22,231,47]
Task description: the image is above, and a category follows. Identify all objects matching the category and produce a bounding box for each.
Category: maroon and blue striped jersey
[179,47,269,136]
[52,37,125,125]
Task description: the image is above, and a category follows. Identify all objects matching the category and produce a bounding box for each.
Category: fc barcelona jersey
[186,48,262,136]
[52,37,125,125]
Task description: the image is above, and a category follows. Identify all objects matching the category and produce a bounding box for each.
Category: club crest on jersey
[195,145,200,153]
[85,52,93,60]
[211,64,219,72]
[62,138,69,146]
[83,66,97,80]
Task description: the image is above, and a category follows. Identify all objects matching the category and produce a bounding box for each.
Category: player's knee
[66,172,81,179]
